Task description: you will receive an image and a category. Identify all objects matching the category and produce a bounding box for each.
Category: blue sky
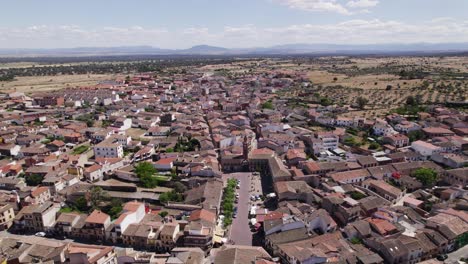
[1,0,467,48]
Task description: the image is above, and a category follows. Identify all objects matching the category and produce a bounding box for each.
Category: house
[366,218,399,236]
[411,140,442,157]
[329,169,371,184]
[304,209,337,234]
[211,245,274,264]
[67,244,117,264]
[0,204,15,230]
[184,179,223,213]
[34,95,65,107]
[84,164,103,182]
[29,186,52,205]
[82,210,111,241]
[274,181,316,204]
[183,209,216,251]
[394,121,421,134]
[121,222,159,250]
[249,148,292,183]
[322,196,361,225]
[422,127,455,137]
[356,155,379,168]
[367,165,397,180]
[133,146,155,162]
[55,212,87,237]
[443,168,467,186]
[159,223,180,252]
[362,179,404,203]
[112,118,132,131]
[109,201,146,244]
[431,153,468,168]
[14,201,60,232]
[163,247,203,263]
[263,213,305,236]
[383,134,410,148]
[373,119,397,136]
[0,144,21,157]
[153,157,175,171]
[147,126,170,137]
[93,139,124,159]
[425,210,468,252]
[286,149,307,166]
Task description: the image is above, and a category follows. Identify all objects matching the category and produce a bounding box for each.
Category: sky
[1,0,468,49]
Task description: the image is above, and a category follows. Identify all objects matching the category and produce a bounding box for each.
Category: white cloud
[346,0,379,8]
[275,0,351,15]
[1,19,468,49]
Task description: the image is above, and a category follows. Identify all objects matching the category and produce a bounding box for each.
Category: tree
[89,187,109,209]
[106,198,123,219]
[386,85,392,91]
[320,97,333,106]
[412,167,438,186]
[368,142,380,150]
[351,191,366,200]
[262,101,274,110]
[406,96,416,106]
[408,130,424,142]
[74,196,89,212]
[25,174,44,186]
[166,147,174,153]
[86,119,95,128]
[159,211,169,217]
[159,190,183,203]
[172,182,187,193]
[135,162,158,188]
[356,96,368,110]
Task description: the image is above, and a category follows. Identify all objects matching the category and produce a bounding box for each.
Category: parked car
[35,232,46,237]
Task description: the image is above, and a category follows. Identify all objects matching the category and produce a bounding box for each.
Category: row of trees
[222,179,237,226]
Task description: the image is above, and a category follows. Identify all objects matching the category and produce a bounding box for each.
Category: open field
[0,74,115,93]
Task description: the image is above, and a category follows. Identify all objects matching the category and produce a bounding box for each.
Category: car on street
[35,232,46,237]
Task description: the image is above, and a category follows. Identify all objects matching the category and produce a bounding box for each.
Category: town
[0,56,467,264]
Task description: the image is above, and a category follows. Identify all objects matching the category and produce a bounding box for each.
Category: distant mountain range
[1,43,468,57]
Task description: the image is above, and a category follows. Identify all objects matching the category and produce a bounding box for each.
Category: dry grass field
[302,56,468,117]
[0,74,115,93]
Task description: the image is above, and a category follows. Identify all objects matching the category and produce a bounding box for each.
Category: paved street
[0,230,74,245]
[224,172,253,246]
[446,245,468,263]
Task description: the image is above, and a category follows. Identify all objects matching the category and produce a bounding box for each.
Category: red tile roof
[86,210,110,224]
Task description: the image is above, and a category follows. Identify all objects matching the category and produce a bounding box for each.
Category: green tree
[406,96,416,106]
[351,191,366,200]
[159,211,169,217]
[135,162,159,188]
[89,187,109,209]
[106,198,123,219]
[412,167,438,187]
[262,101,274,110]
[368,142,380,150]
[172,182,187,193]
[74,196,89,212]
[25,174,44,186]
[408,130,424,142]
[356,96,369,110]
[159,190,183,203]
